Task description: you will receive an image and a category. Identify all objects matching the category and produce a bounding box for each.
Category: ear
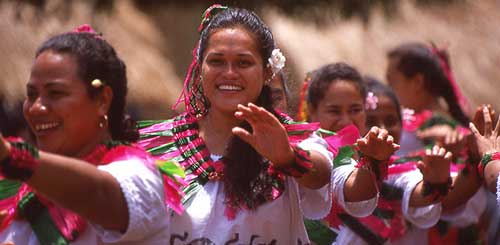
[263,66,273,86]
[97,86,113,116]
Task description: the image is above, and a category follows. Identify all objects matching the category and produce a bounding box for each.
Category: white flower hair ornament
[91,79,103,88]
[268,48,286,75]
[365,92,379,110]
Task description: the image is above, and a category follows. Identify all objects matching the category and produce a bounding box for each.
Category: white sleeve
[390,170,442,228]
[90,159,169,242]
[297,134,334,219]
[440,187,487,227]
[333,163,378,217]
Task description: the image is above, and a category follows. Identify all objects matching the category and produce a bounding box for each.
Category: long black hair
[36,32,138,141]
[197,7,280,209]
[388,42,469,126]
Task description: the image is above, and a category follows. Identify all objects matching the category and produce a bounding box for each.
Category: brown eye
[26,88,37,102]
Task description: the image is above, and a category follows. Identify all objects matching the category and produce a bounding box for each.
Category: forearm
[409,181,441,207]
[343,167,378,202]
[484,160,500,193]
[26,151,128,231]
[441,171,481,211]
[296,151,331,189]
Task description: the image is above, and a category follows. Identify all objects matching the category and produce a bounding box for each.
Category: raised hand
[469,106,500,156]
[472,104,496,136]
[232,103,294,167]
[417,145,452,184]
[356,126,400,161]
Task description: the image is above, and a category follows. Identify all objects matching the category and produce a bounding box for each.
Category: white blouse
[0,159,169,244]
[167,134,340,244]
[335,169,442,245]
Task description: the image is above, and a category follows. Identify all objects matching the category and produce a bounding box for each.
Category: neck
[198,110,242,155]
[75,131,112,159]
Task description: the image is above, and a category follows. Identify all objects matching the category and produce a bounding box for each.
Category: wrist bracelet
[478,152,500,178]
[1,139,40,181]
[355,155,390,181]
[422,177,453,201]
[278,144,314,178]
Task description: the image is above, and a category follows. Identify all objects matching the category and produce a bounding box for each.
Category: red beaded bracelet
[0,138,40,181]
[478,152,500,178]
[278,144,314,178]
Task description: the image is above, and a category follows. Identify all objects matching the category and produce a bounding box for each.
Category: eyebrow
[206,52,254,57]
[27,81,67,89]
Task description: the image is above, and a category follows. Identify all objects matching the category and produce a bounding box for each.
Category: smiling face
[308,80,366,133]
[200,27,268,115]
[23,50,105,156]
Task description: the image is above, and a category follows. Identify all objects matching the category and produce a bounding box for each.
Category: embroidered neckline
[170,113,287,219]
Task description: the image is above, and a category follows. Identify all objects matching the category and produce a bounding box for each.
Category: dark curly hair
[36,32,138,141]
[307,62,366,110]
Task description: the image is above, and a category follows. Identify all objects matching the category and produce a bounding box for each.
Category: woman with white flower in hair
[138,5,397,244]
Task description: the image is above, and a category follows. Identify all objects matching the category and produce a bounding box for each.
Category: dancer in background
[386,42,486,243]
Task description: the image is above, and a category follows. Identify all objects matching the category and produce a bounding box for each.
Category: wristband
[278,144,314,178]
[1,139,40,181]
[477,152,500,178]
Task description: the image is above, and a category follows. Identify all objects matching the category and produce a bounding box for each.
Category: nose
[336,113,353,129]
[28,97,49,115]
[223,63,239,79]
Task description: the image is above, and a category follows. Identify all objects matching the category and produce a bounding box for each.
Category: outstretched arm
[344,127,399,202]
[232,103,331,189]
[470,105,500,193]
[409,145,452,207]
[0,137,129,232]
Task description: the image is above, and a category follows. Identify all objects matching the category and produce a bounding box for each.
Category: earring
[99,115,108,128]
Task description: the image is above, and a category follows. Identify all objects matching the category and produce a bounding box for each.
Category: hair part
[388,42,469,125]
[36,32,138,141]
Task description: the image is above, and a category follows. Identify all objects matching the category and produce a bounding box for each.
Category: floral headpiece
[365,92,379,110]
[268,49,286,75]
[71,24,103,40]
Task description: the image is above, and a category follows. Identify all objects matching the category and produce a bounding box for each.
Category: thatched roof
[1,0,499,120]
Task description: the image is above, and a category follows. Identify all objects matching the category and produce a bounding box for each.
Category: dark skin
[409,108,488,211]
[470,105,500,193]
[0,51,129,232]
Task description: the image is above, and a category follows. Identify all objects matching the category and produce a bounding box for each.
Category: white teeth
[218,84,243,91]
[35,122,59,131]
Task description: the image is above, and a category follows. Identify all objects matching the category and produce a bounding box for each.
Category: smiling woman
[137,5,339,244]
[0,26,183,244]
